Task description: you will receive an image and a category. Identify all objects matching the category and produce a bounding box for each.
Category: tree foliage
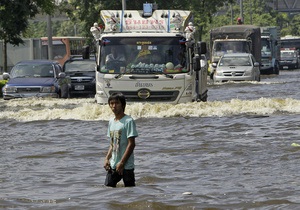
[0,0,56,71]
[3,0,300,69]
[0,0,56,45]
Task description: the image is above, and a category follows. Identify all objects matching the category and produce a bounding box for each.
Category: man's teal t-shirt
[107,115,138,170]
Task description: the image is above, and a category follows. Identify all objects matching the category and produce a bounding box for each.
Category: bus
[41,37,86,65]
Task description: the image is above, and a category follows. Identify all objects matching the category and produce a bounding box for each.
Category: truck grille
[71,78,94,83]
[223,71,244,77]
[109,90,179,102]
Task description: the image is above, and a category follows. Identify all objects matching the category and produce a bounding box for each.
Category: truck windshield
[99,37,187,74]
[281,51,297,58]
[213,41,250,57]
[261,39,271,55]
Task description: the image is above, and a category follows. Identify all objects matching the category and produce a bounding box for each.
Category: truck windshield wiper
[115,73,124,79]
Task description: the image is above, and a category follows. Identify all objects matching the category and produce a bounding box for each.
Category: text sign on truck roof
[100,10,191,33]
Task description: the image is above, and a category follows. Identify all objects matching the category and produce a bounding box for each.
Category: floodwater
[1,70,300,209]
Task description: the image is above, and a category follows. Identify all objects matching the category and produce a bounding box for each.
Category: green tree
[0,0,56,72]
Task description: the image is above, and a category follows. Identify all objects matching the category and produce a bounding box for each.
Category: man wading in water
[103,92,138,187]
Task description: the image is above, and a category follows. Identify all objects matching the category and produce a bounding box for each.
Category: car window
[64,60,96,72]
[219,56,251,66]
[40,65,54,77]
[10,63,54,78]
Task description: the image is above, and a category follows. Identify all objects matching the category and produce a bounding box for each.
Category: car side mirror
[254,62,259,67]
[58,72,66,78]
[2,72,10,80]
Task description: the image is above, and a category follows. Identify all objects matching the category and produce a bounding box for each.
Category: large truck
[260,26,280,74]
[209,25,261,76]
[281,35,300,51]
[94,3,208,104]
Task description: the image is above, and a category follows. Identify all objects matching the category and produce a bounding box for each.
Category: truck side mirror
[96,65,101,72]
[197,42,207,55]
[193,55,201,71]
[82,45,90,59]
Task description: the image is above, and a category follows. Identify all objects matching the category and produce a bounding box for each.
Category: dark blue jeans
[104,168,135,187]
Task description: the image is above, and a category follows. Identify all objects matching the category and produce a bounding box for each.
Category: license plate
[75,85,84,90]
[283,66,288,69]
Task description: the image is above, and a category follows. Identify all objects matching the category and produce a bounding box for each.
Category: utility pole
[240,0,244,23]
[250,0,253,24]
[47,15,53,60]
[122,0,126,10]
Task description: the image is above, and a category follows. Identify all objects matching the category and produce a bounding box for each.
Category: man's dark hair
[108,92,126,111]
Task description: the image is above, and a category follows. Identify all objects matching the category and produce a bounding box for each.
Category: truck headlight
[244,69,252,76]
[215,70,223,76]
[41,86,56,93]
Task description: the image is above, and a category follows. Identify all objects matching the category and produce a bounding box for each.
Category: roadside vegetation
[0,0,299,73]
[3,0,298,45]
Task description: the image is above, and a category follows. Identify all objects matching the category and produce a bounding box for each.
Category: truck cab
[94,4,208,104]
[260,26,280,75]
[279,48,300,70]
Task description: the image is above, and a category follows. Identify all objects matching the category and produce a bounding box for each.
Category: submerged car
[62,57,96,97]
[2,60,70,100]
[212,53,260,82]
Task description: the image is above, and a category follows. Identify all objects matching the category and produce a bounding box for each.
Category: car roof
[15,60,60,65]
[63,57,96,66]
[222,53,252,57]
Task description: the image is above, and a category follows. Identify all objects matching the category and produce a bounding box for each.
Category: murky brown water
[1,70,300,209]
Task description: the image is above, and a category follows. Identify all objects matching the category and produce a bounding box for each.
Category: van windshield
[99,37,188,74]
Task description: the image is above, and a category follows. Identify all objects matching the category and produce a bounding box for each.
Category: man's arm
[104,145,113,171]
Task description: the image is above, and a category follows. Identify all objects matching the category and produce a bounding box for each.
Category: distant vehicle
[2,60,70,100]
[212,53,260,82]
[281,35,300,52]
[279,48,300,70]
[260,26,280,75]
[209,25,261,78]
[62,56,96,97]
[41,36,86,66]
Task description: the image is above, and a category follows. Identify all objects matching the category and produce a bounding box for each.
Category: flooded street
[1,70,300,209]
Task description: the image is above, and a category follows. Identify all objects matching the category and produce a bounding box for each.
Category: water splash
[1,97,300,122]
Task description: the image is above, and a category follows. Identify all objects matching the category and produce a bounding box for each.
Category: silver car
[212,53,260,82]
